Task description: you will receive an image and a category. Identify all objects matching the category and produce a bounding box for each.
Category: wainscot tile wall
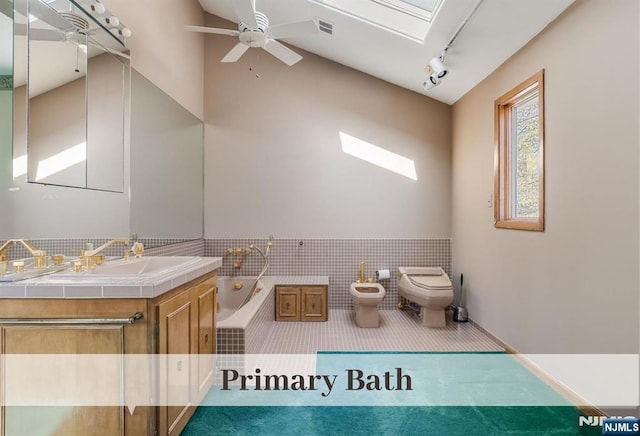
[215,280,278,355]
[205,238,452,310]
[0,238,204,260]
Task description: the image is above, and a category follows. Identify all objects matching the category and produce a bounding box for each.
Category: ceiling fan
[186,0,319,66]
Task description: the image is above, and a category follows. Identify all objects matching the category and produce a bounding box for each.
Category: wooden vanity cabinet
[0,298,150,436]
[0,270,217,436]
[275,285,328,322]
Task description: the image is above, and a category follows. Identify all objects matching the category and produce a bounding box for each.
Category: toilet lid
[408,274,451,290]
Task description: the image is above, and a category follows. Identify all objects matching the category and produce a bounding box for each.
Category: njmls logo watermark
[578,416,640,435]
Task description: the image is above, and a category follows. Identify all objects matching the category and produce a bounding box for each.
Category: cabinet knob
[177,360,182,372]
[204,332,209,343]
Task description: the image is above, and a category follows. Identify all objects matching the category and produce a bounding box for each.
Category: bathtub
[216,276,275,354]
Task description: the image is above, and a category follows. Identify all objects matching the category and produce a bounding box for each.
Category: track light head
[423,74,441,91]
[429,56,448,79]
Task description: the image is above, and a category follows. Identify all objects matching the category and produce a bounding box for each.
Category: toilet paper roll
[376,269,390,280]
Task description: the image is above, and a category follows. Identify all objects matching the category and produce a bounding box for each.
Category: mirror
[129,70,204,241]
[0,1,12,235]
[0,0,204,245]
[14,0,129,192]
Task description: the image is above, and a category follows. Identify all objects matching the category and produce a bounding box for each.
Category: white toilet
[349,282,386,328]
[397,267,454,327]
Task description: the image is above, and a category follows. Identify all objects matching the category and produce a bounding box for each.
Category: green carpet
[182,352,601,435]
[183,406,600,435]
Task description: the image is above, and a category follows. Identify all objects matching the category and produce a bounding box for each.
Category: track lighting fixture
[420,0,486,92]
[422,54,447,91]
[422,75,440,91]
[429,56,448,79]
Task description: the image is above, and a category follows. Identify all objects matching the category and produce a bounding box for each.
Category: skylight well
[310,0,444,42]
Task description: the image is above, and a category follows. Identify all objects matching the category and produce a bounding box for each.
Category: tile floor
[258,310,503,354]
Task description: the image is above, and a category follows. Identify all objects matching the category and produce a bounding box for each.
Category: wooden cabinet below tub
[275,285,328,322]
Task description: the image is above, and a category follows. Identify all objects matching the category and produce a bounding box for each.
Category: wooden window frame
[494,70,545,231]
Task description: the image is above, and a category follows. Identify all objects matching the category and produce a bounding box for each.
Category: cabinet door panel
[276,287,300,321]
[301,287,327,321]
[158,295,194,436]
[2,326,124,436]
[196,286,215,399]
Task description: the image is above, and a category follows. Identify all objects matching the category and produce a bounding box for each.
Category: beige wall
[203,15,451,238]
[452,0,639,361]
[106,0,205,119]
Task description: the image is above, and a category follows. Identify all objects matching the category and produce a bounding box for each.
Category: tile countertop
[0,257,222,299]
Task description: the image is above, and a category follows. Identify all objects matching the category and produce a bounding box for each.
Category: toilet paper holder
[375,269,390,280]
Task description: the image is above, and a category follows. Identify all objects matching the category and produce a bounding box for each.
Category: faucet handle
[131,242,144,258]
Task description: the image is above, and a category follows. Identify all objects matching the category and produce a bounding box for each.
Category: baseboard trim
[468,318,607,417]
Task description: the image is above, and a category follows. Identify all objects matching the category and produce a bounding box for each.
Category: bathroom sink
[0,256,76,282]
[54,256,202,278]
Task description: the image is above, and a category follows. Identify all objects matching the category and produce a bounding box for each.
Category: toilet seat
[408,274,452,290]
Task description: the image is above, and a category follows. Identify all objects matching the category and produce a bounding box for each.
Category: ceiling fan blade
[233,0,258,29]
[221,42,250,63]
[263,39,302,66]
[268,20,319,39]
[184,25,240,37]
[28,0,75,33]
[14,22,66,41]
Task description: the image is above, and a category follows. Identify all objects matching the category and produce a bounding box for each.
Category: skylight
[310,0,444,42]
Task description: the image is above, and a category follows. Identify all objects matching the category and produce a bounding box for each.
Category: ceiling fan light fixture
[185,0,318,66]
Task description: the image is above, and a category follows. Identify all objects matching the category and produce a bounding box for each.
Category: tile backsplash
[0,238,203,260]
[206,238,451,310]
[1,237,452,311]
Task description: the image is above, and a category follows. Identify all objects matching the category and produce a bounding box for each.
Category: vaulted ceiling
[198,0,574,104]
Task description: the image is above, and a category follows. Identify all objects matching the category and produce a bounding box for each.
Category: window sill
[494,219,544,232]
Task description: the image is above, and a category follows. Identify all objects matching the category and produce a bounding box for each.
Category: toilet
[349,282,386,327]
[397,267,454,327]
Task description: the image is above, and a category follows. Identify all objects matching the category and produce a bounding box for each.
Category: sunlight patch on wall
[340,131,417,180]
[35,142,86,181]
[12,154,27,179]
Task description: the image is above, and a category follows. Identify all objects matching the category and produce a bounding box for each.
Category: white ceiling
[199,0,575,105]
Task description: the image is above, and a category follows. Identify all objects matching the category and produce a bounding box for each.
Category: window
[494,70,545,231]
